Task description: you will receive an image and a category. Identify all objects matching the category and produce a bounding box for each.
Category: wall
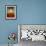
[0,0,46,44]
[18,0,46,24]
[0,0,18,44]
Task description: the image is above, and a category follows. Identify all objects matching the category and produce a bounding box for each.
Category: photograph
[5,5,16,20]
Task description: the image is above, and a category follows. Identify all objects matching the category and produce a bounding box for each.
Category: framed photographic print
[5,5,16,20]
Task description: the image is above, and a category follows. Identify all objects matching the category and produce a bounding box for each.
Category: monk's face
[7,8,14,13]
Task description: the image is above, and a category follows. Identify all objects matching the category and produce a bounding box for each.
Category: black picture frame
[5,5,16,20]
